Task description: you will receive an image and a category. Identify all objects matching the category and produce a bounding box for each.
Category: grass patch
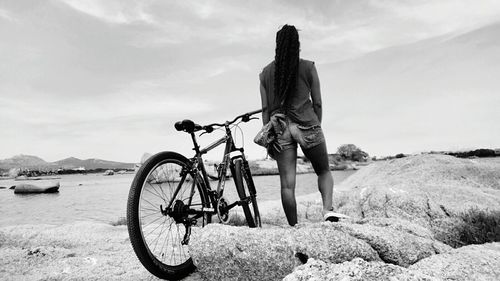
[454,208,500,246]
[110,217,127,226]
[227,213,248,227]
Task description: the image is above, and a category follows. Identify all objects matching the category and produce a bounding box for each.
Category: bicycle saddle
[174,119,202,133]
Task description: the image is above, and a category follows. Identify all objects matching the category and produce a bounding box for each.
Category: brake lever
[249,117,259,121]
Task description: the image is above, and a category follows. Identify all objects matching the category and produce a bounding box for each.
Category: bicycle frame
[165,121,246,217]
[190,122,245,205]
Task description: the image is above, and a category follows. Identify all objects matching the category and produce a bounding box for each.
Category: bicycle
[127,109,263,280]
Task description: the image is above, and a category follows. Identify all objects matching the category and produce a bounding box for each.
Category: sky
[1,0,499,162]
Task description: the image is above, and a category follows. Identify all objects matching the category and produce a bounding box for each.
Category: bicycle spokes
[138,162,204,266]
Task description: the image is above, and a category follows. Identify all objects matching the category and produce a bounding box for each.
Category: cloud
[1,0,499,161]
[60,0,154,24]
[373,0,500,34]
[0,8,15,21]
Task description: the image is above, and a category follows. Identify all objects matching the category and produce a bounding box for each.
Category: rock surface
[188,155,500,280]
[189,223,381,281]
[284,243,500,281]
[333,221,451,267]
[283,258,438,281]
[0,222,201,281]
[337,155,500,223]
[189,220,452,280]
[410,242,500,281]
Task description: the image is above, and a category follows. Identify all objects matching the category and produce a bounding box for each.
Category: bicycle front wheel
[233,159,261,227]
[127,151,210,280]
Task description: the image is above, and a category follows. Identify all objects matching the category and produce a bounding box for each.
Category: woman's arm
[310,63,322,123]
[260,82,270,124]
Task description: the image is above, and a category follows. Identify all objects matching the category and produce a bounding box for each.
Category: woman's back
[259,58,320,126]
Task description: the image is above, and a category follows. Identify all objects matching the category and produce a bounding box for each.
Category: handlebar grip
[248,109,263,115]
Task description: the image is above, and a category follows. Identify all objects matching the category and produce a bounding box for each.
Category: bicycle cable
[232,122,245,149]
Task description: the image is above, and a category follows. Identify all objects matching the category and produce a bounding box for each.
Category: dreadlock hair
[274,24,300,109]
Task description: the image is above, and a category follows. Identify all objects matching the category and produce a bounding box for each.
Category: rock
[0,222,203,280]
[189,218,454,279]
[103,170,114,176]
[13,181,60,194]
[333,221,451,267]
[284,258,438,281]
[410,242,500,281]
[335,155,500,239]
[189,223,381,281]
[0,222,147,280]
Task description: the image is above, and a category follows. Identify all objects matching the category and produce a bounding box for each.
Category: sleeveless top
[259,58,320,127]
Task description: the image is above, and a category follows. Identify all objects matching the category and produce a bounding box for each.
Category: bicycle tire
[127,151,210,280]
[233,159,261,227]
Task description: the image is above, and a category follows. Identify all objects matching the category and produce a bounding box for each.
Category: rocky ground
[1,155,499,280]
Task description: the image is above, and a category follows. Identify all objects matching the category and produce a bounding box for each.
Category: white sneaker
[323,211,350,222]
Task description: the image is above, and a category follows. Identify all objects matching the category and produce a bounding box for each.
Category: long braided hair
[274,25,300,109]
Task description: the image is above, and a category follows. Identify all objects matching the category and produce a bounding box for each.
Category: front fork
[230,156,257,196]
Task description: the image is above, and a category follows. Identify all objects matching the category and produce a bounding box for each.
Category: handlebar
[174,109,263,134]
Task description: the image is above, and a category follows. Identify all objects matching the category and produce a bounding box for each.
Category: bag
[253,121,275,148]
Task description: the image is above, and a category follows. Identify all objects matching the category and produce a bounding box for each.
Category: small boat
[14,181,60,194]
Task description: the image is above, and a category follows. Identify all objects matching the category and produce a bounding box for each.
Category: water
[0,170,356,226]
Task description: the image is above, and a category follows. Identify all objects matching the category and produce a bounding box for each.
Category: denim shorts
[276,119,325,151]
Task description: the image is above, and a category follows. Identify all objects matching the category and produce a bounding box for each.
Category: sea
[0,170,356,226]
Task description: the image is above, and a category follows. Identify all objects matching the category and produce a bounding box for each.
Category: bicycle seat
[174,119,202,133]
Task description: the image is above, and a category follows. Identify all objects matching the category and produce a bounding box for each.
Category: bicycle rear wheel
[233,159,261,227]
[127,151,210,280]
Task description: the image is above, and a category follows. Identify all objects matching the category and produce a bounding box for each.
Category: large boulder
[410,242,500,281]
[13,181,60,194]
[332,220,451,267]
[334,155,500,240]
[189,223,381,281]
[189,220,453,280]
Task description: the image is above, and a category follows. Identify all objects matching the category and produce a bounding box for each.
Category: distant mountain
[0,155,55,169]
[0,155,134,170]
[54,157,134,170]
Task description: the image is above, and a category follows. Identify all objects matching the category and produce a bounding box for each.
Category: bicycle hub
[170,200,189,224]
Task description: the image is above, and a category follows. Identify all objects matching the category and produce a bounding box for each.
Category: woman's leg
[302,142,333,213]
[276,147,298,226]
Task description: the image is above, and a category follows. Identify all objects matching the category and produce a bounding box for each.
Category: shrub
[227,213,248,226]
[454,208,500,246]
[337,144,369,162]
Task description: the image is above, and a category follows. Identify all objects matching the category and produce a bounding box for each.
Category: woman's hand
[310,64,322,123]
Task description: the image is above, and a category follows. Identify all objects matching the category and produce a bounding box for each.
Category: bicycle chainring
[217,197,230,224]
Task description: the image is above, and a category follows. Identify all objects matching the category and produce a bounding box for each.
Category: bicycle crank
[217,197,230,223]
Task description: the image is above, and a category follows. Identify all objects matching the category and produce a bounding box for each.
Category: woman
[259,24,347,226]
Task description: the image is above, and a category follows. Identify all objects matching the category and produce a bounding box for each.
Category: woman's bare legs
[275,147,298,226]
[302,142,333,213]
